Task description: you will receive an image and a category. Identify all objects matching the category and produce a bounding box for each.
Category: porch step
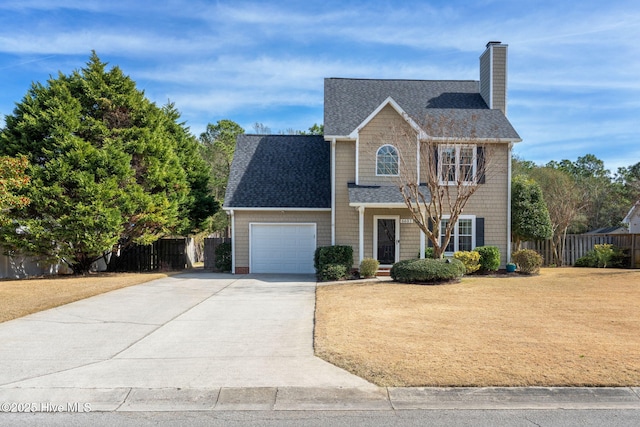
[376,268,391,277]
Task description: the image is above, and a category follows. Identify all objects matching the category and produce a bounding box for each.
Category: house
[623,201,640,233]
[223,42,521,274]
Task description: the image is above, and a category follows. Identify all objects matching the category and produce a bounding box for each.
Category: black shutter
[477,146,486,184]
[427,218,434,247]
[476,217,485,247]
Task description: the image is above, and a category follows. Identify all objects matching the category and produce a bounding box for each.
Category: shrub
[215,242,232,272]
[359,258,379,278]
[317,264,348,282]
[474,246,501,272]
[511,249,543,274]
[574,251,598,267]
[390,258,465,284]
[594,244,614,268]
[314,245,353,272]
[420,247,435,259]
[453,251,481,274]
[575,245,629,268]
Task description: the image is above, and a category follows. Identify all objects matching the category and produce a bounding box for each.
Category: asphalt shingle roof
[324,78,520,140]
[348,183,431,205]
[224,135,330,208]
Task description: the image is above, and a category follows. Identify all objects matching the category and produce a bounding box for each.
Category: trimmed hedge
[511,249,543,274]
[317,264,348,282]
[314,245,353,281]
[314,245,353,271]
[359,258,379,278]
[390,258,465,284]
[474,246,500,272]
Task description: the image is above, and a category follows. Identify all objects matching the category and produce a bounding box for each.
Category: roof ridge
[326,77,479,83]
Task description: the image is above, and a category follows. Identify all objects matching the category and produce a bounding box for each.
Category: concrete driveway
[0,272,373,390]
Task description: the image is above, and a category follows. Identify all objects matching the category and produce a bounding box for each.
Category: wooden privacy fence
[203,237,231,271]
[523,234,640,268]
[108,238,188,272]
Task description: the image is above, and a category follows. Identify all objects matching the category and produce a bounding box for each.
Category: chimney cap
[486,41,502,48]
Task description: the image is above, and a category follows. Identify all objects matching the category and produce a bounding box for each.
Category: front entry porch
[354,206,426,268]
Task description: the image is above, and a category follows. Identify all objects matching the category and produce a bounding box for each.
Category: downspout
[417,134,425,259]
[331,138,336,245]
[506,143,513,263]
[229,210,236,274]
[358,206,365,265]
[355,135,360,185]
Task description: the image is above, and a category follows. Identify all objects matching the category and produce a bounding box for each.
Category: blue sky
[1,0,638,172]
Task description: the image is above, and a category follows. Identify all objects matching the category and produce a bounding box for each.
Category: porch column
[229,210,236,274]
[358,206,365,264]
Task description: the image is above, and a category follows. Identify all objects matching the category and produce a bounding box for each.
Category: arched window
[376,145,398,176]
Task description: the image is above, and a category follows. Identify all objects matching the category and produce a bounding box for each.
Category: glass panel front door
[377,219,396,265]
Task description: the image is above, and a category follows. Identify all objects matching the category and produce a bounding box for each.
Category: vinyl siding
[334,111,511,268]
[459,143,510,264]
[491,46,507,115]
[358,104,418,186]
[334,140,360,264]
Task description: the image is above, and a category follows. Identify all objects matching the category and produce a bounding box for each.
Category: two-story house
[223,42,521,274]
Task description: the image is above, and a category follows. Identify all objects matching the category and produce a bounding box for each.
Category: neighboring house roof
[223,135,330,209]
[584,226,628,235]
[348,183,430,206]
[623,200,640,224]
[324,78,521,141]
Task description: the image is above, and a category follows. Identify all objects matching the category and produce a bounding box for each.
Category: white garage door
[250,223,316,274]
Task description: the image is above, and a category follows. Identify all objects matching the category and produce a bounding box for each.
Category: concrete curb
[1,387,639,412]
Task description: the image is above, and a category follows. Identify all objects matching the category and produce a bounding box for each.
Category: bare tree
[390,114,500,259]
[528,167,588,266]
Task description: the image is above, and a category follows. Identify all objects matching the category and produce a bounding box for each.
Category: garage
[250,223,317,274]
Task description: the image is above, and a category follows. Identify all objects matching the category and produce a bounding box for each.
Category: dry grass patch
[0,272,173,323]
[315,268,640,387]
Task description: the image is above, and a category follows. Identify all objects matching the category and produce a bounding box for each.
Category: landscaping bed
[314,268,640,387]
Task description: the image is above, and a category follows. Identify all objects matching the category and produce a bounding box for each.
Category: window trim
[375,144,399,177]
[439,215,476,255]
[438,144,477,185]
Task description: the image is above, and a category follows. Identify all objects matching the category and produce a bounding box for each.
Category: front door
[374,216,399,265]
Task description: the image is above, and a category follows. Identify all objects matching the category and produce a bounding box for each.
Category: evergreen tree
[0,53,215,273]
[511,175,553,250]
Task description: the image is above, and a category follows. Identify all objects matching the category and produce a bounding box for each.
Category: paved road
[3,409,640,427]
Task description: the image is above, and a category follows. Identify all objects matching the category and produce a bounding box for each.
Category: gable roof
[623,200,640,224]
[324,78,521,141]
[223,134,330,209]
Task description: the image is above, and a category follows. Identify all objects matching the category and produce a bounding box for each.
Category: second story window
[376,145,399,176]
[438,144,478,185]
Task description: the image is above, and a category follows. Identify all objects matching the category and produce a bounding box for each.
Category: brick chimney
[480,41,508,115]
